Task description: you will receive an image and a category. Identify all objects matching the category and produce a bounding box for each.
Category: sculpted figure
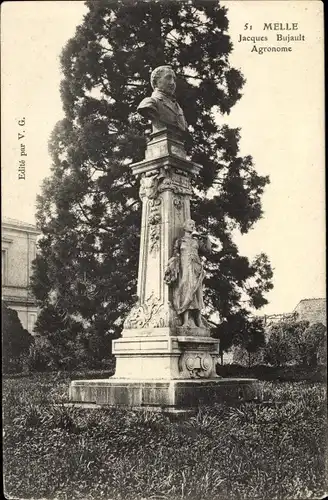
[137,65,187,132]
[164,219,211,328]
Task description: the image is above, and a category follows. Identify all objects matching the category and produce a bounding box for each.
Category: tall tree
[31,0,273,354]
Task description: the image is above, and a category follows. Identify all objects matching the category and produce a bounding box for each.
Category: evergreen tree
[31,0,273,354]
[2,301,34,373]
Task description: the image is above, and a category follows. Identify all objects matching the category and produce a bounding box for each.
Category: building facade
[262,298,326,329]
[2,217,39,333]
[293,298,326,326]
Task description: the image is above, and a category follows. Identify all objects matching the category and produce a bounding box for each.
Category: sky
[1,1,325,316]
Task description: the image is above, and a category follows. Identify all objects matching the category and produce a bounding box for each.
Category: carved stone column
[122,126,197,338]
[122,162,194,334]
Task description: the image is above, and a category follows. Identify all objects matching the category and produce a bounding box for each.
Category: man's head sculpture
[150,65,176,96]
[137,65,187,132]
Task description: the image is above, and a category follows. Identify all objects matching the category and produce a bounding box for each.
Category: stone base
[113,335,220,379]
[69,377,262,411]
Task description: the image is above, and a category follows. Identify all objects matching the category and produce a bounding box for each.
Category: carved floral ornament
[178,352,215,378]
[148,198,161,253]
[123,291,179,330]
[139,168,192,200]
[173,196,183,211]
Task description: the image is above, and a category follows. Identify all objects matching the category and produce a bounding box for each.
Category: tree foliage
[227,316,266,367]
[31,0,273,356]
[264,321,305,367]
[264,320,326,368]
[292,322,326,367]
[28,304,113,371]
[235,316,266,367]
[2,301,34,373]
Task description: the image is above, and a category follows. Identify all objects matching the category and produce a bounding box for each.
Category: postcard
[2,2,326,499]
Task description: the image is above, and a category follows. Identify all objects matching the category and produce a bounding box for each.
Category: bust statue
[137,65,188,132]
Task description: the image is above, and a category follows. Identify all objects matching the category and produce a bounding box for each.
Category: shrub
[27,312,114,372]
[232,346,266,367]
[26,335,80,372]
[263,320,327,368]
[2,301,34,373]
[216,363,326,382]
[293,322,327,367]
[263,320,308,367]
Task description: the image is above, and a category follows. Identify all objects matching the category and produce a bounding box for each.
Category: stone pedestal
[69,378,262,412]
[69,125,262,410]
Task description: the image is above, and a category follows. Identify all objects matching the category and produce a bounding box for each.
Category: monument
[69,66,261,411]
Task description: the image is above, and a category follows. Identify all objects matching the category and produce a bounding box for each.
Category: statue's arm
[172,237,181,256]
[199,235,212,254]
[164,238,180,285]
[137,97,159,122]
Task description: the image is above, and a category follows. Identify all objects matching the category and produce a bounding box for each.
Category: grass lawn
[3,370,327,500]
